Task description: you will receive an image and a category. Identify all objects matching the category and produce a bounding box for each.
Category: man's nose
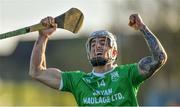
[95,42,101,49]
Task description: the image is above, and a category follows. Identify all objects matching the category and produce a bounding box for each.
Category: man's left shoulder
[116,63,138,70]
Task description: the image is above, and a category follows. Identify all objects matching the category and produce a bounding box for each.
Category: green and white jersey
[60,63,146,106]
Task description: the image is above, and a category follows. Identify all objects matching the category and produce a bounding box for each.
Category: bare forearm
[128,14,167,78]
[140,25,167,63]
[138,25,167,77]
[28,17,61,89]
[29,34,48,76]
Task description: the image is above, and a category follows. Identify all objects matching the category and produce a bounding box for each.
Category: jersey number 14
[97,80,106,87]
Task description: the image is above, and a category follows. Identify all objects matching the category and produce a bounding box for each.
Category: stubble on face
[90,37,111,59]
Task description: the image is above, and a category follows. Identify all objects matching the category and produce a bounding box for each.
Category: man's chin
[90,57,108,67]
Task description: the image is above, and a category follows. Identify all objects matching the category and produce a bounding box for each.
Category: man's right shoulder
[61,70,86,77]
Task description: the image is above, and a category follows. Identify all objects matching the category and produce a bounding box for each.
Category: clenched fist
[128,14,145,30]
[39,16,57,38]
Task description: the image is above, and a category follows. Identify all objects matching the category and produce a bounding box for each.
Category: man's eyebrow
[91,39,96,43]
[90,37,106,43]
[100,39,106,41]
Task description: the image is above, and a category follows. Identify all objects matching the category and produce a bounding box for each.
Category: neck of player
[93,63,115,73]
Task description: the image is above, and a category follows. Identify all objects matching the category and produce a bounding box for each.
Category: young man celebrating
[29,14,167,106]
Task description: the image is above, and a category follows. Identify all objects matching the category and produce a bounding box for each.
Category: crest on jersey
[110,71,119,81]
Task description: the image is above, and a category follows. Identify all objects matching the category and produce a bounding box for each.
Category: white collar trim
[92,64,118,77]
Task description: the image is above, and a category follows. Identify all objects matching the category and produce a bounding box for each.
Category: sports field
[0,81,77,106]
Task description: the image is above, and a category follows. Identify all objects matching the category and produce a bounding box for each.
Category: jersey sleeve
[128,63,147,87]
[60,71,84,93]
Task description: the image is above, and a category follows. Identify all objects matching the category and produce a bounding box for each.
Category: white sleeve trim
[59,73,63,90]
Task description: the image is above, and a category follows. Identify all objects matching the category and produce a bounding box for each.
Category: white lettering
[83,92,124,105]
[87,97,91,104]
[94,97,98,104]
[93,88,113,96]
[111,71,119,81]
[99,97,103,103]
[111,94,115,102]
[117,92,124,99]
[97,79,106,87]
[106,96,111,103]
[83,98,87,104]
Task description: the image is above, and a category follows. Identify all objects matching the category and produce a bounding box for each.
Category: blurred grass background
[0,81,77,106]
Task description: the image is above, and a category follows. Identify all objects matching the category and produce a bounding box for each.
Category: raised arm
[128,14,167,79]
[29,16,61,89]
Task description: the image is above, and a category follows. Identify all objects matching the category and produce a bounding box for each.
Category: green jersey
[60,63,146,106]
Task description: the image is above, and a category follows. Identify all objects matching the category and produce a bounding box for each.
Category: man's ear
[112,49,118,57]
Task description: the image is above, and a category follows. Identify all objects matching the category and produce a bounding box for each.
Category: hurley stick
[0,8,84,40]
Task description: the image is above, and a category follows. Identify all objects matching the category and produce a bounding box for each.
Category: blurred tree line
[0,0,180,106]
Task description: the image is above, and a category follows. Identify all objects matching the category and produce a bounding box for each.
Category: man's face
[89,37,113,60]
